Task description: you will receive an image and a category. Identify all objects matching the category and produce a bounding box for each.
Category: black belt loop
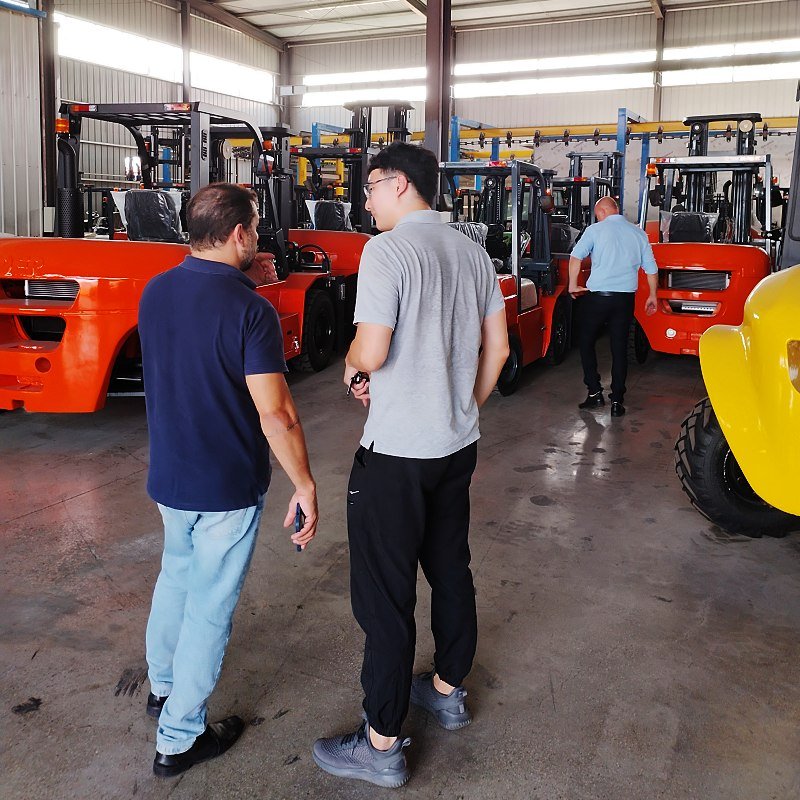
[368,442,375,452]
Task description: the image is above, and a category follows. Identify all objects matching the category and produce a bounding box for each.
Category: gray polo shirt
[354,209,505,459]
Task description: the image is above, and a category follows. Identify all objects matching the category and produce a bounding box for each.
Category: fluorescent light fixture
[661,67,735,86]
[454,50,656,77]
[190,52,274,103]
[453,71,653,99]
[55,12,182,82]
[303,67,426,87]
[301,85,425,107]
[663,44,735,61]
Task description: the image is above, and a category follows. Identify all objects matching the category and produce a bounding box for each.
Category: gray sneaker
[312,720,411,789]
[410,671,471,730]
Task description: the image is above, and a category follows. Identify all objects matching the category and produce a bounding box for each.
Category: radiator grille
[665,270,729,291]
[24,280,80,300]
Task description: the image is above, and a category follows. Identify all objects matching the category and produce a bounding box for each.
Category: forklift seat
[448,221,488,246]
[125,190,183,243]
[667,211,714,243]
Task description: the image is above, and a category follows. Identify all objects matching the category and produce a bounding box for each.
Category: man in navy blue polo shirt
[138,183,319,778]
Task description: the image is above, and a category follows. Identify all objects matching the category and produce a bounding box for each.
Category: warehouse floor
[2,345,800,800]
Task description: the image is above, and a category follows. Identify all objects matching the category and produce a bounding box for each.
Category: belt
[591,291,636,297]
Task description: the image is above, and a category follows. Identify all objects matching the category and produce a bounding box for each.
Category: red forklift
[634,112,785,363]
[291,101,413,233]
[0,101,368,413]
[441,159,583,395]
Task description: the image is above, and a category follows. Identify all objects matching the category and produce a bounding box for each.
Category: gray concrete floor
[2,344,800,800]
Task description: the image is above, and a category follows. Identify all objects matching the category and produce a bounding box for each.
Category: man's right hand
[344,363,371,407]
[569,284,589,300]
[284,483,318,549]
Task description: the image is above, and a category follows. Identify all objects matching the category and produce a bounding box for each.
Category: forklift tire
[628,319,650,365]
[295,290,336,373]
[545,297,570,366]
[497,335,523,396]
[674,397,800,537]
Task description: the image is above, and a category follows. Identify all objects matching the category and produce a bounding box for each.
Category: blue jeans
[145,495,264,755]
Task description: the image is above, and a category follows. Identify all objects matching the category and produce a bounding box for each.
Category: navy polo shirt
[138,255,286,512]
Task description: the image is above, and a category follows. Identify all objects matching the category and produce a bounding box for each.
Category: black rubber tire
[545,297,570,366]
[628,318,650,365]
[295,290,336,373]
[497,335,523,396]
[674,397,800,537]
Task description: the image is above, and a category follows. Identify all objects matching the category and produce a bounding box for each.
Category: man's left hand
[645,294,658,315]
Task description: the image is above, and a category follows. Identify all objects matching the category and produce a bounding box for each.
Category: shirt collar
[180,254,257,289]
[394,209,445,227]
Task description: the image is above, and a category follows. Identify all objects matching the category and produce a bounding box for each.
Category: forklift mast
[682,113,762,213]
[53,102,292,274]
[778,85,800,269]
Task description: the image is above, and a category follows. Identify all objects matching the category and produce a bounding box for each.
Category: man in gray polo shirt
[312,142,510,788]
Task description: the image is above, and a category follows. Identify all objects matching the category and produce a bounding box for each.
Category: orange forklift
[441,159,586,394]
[0,101,368,413]
[633,113,785,363]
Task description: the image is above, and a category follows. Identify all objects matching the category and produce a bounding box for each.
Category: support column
[38,0,57,233]
[652,14,665,122]
[181,1,191,103]
[423,0,451,162]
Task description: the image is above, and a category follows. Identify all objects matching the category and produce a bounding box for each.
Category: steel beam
[423,0,451,162]
[38,0,57,231]
[187,0,283,51]
[181,2,191,103]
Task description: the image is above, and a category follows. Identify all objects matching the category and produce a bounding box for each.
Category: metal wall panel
[289,34,425,83]
[60,59,279,185]
[0,9,42,236]
[54,0,181,45]
[662,79,799,121]
[191,12,279,71]
[456,88,654,128]
[457,14,656,62]
[666,0,800,47]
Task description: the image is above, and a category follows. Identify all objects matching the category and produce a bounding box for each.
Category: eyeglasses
[363,175,398,198]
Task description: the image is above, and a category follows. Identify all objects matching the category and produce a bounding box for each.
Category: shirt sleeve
[353,239,402,330]
[244,297,287,375]
[482,252,506,318]
[640,235,659,275]
[570,225,594,260]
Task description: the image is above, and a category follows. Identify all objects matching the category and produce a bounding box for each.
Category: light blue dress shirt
[571,214,658,293]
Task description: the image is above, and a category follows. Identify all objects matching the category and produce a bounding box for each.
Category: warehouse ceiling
[211,0,732,44]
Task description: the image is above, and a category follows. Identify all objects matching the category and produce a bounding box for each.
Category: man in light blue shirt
[568,196,658,417]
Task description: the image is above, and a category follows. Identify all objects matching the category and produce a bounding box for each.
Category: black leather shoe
[578,391,605,410]
[153,716,245,778]
[611,402,626,417]
[146,693,168,719]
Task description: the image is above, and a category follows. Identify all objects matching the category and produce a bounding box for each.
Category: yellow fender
[699,264,800,515]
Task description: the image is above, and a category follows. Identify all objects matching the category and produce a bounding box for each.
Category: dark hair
[368,142,439,206]
[186,183,258,250]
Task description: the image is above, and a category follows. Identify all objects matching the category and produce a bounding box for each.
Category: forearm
[646,272,657,296]
[260,412,314,490]
[568,256,582,288]
[474,351,508,407]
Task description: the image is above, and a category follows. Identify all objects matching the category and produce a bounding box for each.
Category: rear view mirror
[539,195,555,214]
[439,193,454,212]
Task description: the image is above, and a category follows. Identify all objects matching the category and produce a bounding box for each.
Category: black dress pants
[578,291,636,403]
[347,442,478,737]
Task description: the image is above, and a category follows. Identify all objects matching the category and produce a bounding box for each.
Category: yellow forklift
[674,89,800,536]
